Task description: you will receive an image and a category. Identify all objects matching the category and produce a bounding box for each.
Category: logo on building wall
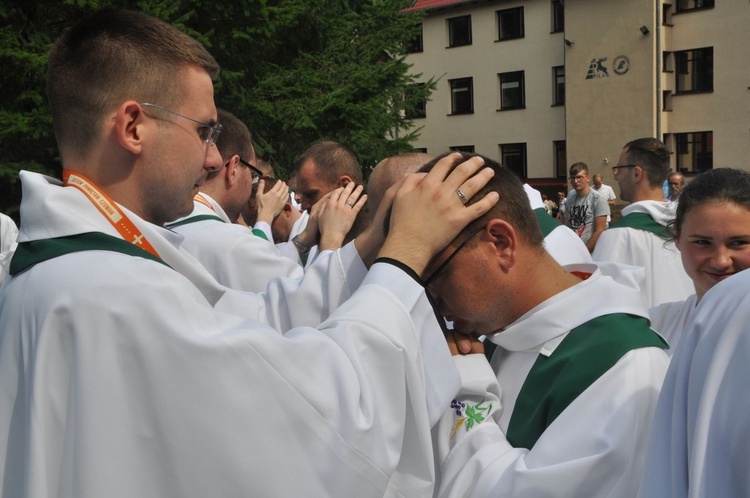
[586,55,631,80]
[585,58,609,79]
[613,55,630,75]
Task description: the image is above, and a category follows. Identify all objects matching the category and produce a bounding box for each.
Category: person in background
[293,140,370,243]
[593,138,693,307]
[592,173,616,227]
[564,162,609,252]
[648,168,750,354]
[668,171,685,201]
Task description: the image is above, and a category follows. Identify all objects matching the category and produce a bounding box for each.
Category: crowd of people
[1,8,748,498]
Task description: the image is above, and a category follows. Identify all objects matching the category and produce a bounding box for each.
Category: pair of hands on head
[296,182,367,253]
[358,153,499,277]
[254,179,290,226]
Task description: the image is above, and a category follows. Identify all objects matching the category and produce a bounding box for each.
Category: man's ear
[337,175,354,188]
[634,165,645,183]
[115,101,146,154]
[225,155,240,186]
[486,219,517,271]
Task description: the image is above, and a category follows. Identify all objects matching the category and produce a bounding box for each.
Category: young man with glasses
[564,162,610,252]
[420,153,668,498]
[0,9,501,497]
[592,138,693,307]
[166,108,322,291]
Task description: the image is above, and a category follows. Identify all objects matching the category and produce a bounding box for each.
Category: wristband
[292,235,310,255]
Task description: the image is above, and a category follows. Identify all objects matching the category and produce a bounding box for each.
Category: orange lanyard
[62,169,161,259]
[193,193,215,211]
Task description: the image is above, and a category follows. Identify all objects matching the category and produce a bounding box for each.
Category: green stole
[533,208,561,238]
[166,214,270,242]
[505,313,668,449]
[165,214,225,228]
[9,232,169,276]
[608,212,671,239]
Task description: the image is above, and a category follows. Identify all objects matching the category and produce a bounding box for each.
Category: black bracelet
[292,235,310,255]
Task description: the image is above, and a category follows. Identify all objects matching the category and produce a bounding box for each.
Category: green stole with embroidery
[505,313,668,449]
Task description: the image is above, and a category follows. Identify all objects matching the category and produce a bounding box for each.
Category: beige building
[404,0,749,190]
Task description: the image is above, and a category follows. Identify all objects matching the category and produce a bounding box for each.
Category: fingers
[420,153,485,191]
[328,183,366,210]
[444,330,485,356]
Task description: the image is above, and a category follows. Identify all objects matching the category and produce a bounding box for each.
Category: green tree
[0,0,432,219]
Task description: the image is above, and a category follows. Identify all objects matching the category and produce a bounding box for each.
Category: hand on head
[254,179,289,225]
[317,182,367,251]
[378,153,499,277]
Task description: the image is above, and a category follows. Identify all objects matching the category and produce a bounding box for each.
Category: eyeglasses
[238,158,265,185]
[140,102,222,147]
[424,225,486,286]
[668,182,682,186]
[612,164,637,175]
[568,175,587,182]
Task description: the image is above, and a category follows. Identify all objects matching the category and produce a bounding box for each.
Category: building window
[497,7,524,41]
[676,0,714,13]
[554,140,567,178]
[447,15,472,47]
[675,47,713,94]
[413,147,428,153]
[499,71,525,110]
[405,23,423,53]
[501,143,527,178]
[405,83,427,119]
[676,131,712,173]
[553,66,565,106]
[551,0,564,33]
[450,145,475,153]
[449,77,473,115]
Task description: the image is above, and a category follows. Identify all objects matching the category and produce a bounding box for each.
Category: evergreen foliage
[0,0,433,220]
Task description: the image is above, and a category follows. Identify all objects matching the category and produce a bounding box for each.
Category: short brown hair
[215,109,253,162]
[292,141,363,186]
[46,9,219,160]
[569,162,589,177]
[622,137,670,188]
[420,152,544,248]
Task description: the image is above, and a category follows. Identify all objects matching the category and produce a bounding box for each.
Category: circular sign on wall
[613,55,630,75]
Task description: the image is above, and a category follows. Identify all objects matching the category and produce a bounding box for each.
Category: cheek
[679,246,702,273]
[733,250,750,271]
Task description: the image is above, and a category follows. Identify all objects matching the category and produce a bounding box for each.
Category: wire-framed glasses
[140,102,222,146]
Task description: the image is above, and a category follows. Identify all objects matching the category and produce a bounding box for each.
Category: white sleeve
[0,253,460,497]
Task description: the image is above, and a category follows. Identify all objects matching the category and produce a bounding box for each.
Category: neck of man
[576,185,590,196]
[199,184,240,223]
[502,249,583,328]
[630,184,665,203]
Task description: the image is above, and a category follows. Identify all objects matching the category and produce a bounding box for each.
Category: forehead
[178,66,217,121]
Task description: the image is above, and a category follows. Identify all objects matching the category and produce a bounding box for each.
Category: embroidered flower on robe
[450,399,492,439]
